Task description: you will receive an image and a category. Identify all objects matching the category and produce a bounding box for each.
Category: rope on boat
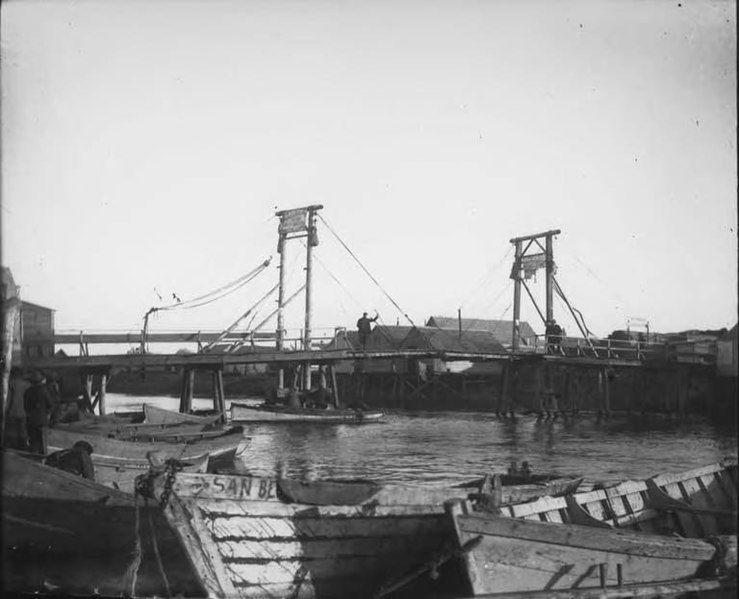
[318,214,416,327]
[121,494,143,597]
[147,504,172,598]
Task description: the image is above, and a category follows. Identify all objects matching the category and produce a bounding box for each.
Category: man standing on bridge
[356,311,379,350]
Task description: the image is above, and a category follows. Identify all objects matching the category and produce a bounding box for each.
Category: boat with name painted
[138,465,582,599]
[444,459,737,597]
[11,447,211,494]
[230,402,384,423]
[2,450,204,597]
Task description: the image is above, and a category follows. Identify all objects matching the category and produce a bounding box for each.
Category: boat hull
[449,502,718,595]
[231,403,384,423]
[45,425,249,462]
[143,403,222,426]
[2,451,204,597]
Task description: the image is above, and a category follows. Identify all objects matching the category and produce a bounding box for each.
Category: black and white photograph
[1,0,737,597]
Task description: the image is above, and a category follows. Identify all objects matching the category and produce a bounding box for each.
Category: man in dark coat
[44,440,95,480]
[356,312,379,349]
[23,371,54,454]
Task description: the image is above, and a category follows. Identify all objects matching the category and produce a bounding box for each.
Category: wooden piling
[215,369,225,422]
[534,364,544,416]
[178,368,189,413]
[329,364,340,408]
[98,373,107,415]
[498,361,510,416]
[603,368,611,416]
[184,368,195,414]
[84,375,94,414]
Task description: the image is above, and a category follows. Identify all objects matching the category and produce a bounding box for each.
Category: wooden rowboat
[44,425,250,462]
[2,450,204,598]
[139,468,581,599]
[443,460,737,597]
[10,448,211,494]
[230,402,384,423]
[143,403,222,425]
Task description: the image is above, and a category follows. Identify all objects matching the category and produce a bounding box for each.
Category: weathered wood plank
[215,532,448,561]
[206,513,449,541]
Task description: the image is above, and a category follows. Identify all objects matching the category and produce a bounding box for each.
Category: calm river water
[108,393,737,487]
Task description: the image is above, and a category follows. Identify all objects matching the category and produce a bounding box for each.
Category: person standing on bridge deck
[545,319,563,355]
[357,311,379,349]
[23,370,54,454]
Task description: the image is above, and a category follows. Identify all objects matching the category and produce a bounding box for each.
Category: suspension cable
[202,283,279,352]
[318,214,416,327]
[145,257,272,321]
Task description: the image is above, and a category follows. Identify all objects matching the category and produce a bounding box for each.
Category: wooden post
[1,296,21,447]
[604,368,611,416]
[545,234,554,324]
[211,370,219,415]
[216,369,225,423]
[329,364,340,408]
[84,374,93,413]
[512,240,523,350]
[185,368,195,414]
[179,368,189,413]
[276,228,287,390]
[498,361,510,416]
[535,364,544,416]
[98,373,107,415]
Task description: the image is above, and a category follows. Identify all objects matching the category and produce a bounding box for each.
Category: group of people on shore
[5,368,95,480]
[6,368,61,453]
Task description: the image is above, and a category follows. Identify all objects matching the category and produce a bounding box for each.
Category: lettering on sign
[177,475,277,500]
[278,209,308,235]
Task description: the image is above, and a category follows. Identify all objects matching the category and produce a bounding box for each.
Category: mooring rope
[122,494,143,597]
[318,214,416,327]
[147,503,172,597]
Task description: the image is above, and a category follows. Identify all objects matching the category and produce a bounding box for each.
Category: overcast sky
[1,0,736,346]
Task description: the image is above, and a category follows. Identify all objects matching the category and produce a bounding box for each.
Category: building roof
[21,300,55,312]
[426,316,537,346]
[324,325,507,354]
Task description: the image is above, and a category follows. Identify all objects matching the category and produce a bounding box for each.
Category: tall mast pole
[276,231,287,389]
[512,240,523,351]
[303,206,320,390]
[545,233,554,324]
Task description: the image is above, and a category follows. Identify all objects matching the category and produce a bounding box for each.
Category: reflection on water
[108,394,737,487]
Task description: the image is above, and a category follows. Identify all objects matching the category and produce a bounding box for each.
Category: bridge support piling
[83,375,93,414]
[534,364,544,417]
[498,361,510,416]
[98,373,107,415]
[212,369,225,422]
[178,368,188,413]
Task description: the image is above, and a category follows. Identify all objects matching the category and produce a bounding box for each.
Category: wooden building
[425,315,538,348]
[20,301,55,360]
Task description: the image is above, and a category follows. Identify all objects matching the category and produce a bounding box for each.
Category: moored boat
[447,499,734,597]
[2,450,204,597]
[230,402,384,423]
[143,402,223,426]
[443,460,738,597]
[137,468,581,598]
[44,425,250,462]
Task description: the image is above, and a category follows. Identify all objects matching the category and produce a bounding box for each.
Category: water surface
[107,393,737,486]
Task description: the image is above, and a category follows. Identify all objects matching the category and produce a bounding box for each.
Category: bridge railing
[520,335,672,361]
[522,335,717,364]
